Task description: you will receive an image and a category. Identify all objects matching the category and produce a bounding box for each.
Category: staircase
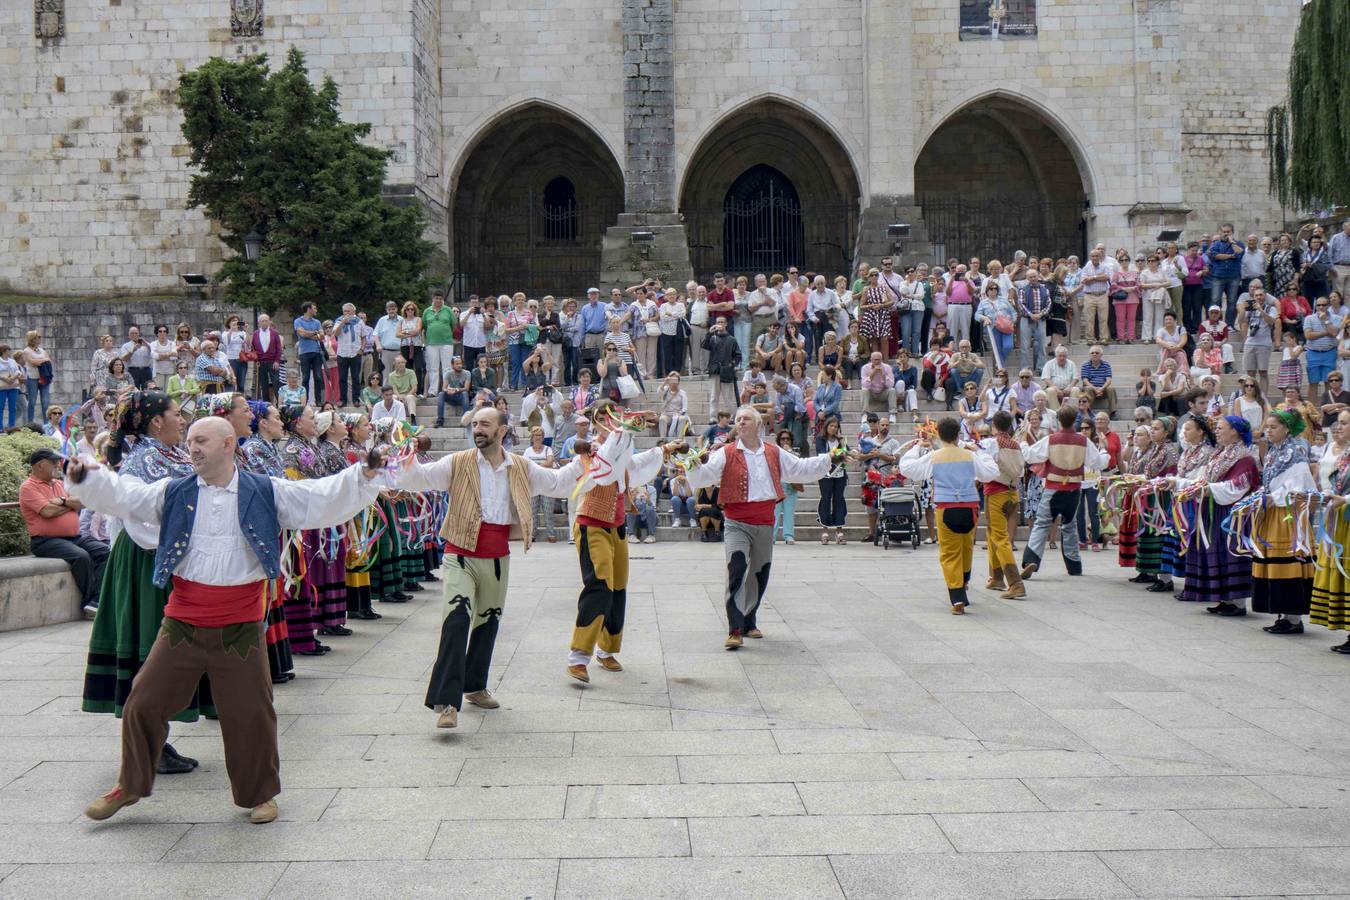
[407,337,1248,544]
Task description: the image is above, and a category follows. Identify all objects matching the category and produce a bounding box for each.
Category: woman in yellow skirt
[1251,409,1316,635]
[1312,410,1350,652]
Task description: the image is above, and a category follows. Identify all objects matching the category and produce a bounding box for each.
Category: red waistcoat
[1044,430,1087,490]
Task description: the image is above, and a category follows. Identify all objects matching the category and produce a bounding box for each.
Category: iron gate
[918,194,1088,264]
[452,191,621,299]
[682,199,858,283]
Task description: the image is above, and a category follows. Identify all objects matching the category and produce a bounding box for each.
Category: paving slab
[163,821,439,862]
[1021,775,1289,811]
[1099,847,1350,897]
[829,851,1134,899]
[934,809,1216,852]
[688,814,953,856]
[0,862,286,898]
[428,817,690,859]
[556,857,844,899]
[268,860,559,899]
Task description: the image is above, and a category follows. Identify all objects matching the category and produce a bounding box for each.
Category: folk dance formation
[61,386,1350,825]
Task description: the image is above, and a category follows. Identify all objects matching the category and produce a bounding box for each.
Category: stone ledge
[0,555,83,633]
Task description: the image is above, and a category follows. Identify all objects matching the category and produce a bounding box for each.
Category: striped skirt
[1179,502,1252,604]
[1311,510,1350,630]
[1135,528,1164,575]
[1251,510,1314,616]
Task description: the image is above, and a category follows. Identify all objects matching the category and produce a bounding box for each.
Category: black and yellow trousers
[570,523,629,666]
[937,506,977,607]
[425,553,510,712]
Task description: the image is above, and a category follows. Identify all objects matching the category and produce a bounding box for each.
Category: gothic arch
[450,102,623,297]
[678,96,862,282]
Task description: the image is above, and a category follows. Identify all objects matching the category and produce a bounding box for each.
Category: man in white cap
[1198,305,1235,374]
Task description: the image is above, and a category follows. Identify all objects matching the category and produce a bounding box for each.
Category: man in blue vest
[65,417,388,825]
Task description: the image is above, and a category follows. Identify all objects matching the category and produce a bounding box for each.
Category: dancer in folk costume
[1160,415,1216,596]
[314,411,355,637]
[1019,405,1109,579]
[415,433,446,578]
[339,413,382,623]
[980,410,1027,599]
[239,401,295,684]
[684,405,840,648]
[72,417,387,824]
[1115,425,1152,571]
[364,419,409,607]
[1250,409,1316,634]
[898,416,1002,613]
[80,391,205,776]
[1170,415,1259,613]
[1132,416,1180,591]
[1312,410,1350,651]
[393,406,587,728]
[566,401,682,682]
[276,404,329,656]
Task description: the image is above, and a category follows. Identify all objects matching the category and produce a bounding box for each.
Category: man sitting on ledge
[20,448,108,617]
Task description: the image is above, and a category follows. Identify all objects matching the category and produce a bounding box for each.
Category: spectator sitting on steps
[20,448,109,617]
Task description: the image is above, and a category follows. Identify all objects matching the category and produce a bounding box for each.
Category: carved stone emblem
[230,0,263,38]
[35,0,64,40]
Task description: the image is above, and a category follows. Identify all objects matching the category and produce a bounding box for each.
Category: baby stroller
[879,484,921,549]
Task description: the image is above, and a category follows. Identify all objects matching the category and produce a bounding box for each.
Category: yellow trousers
[985,490,1019,576]
[937,507,976,606]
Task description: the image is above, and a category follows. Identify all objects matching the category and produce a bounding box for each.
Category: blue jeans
[899,309,924,356]
[1211,277,1242,327]
[1017,318,1046,372]
[951,367,985,394]
[298,352,325,404]
[817,474,847,528]
[734,320,752,367]
[563,347,580,385]
[25,377,48,423]
[627,506,658,540]
[671,496,696,523]
[229,359,249,393]
[437,391,469,424]
[989,328,1014,370]
[775,485,798,540]
[508,343,528,390]
[0,388,17,428]
[1306,347,1337,384]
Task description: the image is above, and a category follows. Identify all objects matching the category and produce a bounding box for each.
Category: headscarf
[202,392,239,418]
[1273,407,1306,438]
[1224,415,1253,446]
[279,404,307,433]
[248,400,273,433]
[1263,435,1310,487]
[107,390,174,468]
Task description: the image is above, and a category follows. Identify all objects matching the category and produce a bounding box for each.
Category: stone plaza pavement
[3,541,1350,899]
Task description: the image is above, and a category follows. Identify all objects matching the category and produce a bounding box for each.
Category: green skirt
[1135,529,1164,575]
[81,532,216,721]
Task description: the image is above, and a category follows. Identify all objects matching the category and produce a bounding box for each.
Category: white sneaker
[643,535,656,544]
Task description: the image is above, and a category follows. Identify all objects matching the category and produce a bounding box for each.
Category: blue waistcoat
[152,469,281,588]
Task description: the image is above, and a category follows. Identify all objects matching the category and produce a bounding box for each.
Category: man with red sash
[567,401,683,683]
[1020,404,1109,579]
[397,407,584,728]
[685,405,840,648]
[67,417,387,825]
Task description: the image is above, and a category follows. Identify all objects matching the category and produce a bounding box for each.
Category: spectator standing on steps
[293,302,326,405]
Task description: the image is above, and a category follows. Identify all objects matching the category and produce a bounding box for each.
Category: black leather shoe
[1129,573,1157,584]
[162,743,198,768]
[296,647,327,656]
[403,583,423,593]
[380,593,409,603]
[1331,640,1350,654]
[1216,604,1247,617]
[157,750,194,775]
[351,609,381,620]
[272,672,294,684]
[320,625,353,636]
[699,531,710,542]
[1146,581,1174,593]
[313,640,332,653]
[1263,618,1304,634]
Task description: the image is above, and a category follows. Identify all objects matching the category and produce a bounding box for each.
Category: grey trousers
[724,519,774,634]
[1021,487,1083,575]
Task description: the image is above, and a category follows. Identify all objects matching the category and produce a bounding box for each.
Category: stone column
[600,0,692,289]
[854,0,934,268]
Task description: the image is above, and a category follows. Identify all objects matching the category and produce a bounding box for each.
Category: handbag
[615,373,641,400]
[645,320,661,337]
[523,323,540,344]
[1109,289,1128,301]
[37,361,53,386]
[994,314,1014,335]
[239,348,258,362]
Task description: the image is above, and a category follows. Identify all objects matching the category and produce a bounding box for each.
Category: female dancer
[1159,415,1216,597]
[1312,410,1350,651]
[240,401,295,683]
[81,391,204,774]
[1250,409,1316,634]
[1134,416,1179,592]
[277,405,329,656]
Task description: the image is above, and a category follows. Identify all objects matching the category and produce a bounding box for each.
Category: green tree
[178,48,433,318]
[1266,0,1350,211]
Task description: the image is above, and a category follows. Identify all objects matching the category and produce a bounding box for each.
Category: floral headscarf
[1263,436,1310,488]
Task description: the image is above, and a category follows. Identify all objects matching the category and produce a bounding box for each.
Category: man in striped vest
[981,410,1027,599]
[568,401,683,683]
[397,407,585,729]
[1019,404,1109,580]
[898,416,1002,613]
[685,405,840,648]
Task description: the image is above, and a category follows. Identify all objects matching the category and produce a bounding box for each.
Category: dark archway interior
[721,164,805,274]
[680,99,860,282]
[452,106,622,297]
[915,97,1089,264]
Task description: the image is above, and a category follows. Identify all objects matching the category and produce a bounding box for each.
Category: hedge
[0,429,61,557]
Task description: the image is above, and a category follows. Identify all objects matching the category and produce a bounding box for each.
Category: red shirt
[19,475,79,538]
[706,287,736,324]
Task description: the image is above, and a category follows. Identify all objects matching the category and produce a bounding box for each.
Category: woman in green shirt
[386,354,419,423]
[359,372,383,410]
[167,361,200,416]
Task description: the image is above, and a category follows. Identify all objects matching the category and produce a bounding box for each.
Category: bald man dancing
[685,406,841,648]
[67,417,387,825]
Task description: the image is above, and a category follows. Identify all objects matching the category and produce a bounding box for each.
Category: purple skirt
[1178,503,1252,603]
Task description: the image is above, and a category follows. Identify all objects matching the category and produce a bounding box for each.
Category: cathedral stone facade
[1,0,1301,298]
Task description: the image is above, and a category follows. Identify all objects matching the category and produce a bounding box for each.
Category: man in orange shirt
[20,448,108,615]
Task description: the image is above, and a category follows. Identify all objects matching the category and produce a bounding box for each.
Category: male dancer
[69,417,386,824]
[1020,404,1109,579]
[684,405,840,648]
[567,401,683,683]
[897,417,1001,613]
[395,406,585,728]
[981,410,1027,599]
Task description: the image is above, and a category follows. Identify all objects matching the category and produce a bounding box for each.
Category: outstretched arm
[273,459,386,531]
[65,462,169,525]
[394,453,455,494]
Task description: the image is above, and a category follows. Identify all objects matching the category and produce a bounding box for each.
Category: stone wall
[0,0,435,296]
[0,297,294,407]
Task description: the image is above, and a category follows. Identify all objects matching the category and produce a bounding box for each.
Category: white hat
[587,287,600,294]
[314,410,334,436]
[1208,305,1222,313]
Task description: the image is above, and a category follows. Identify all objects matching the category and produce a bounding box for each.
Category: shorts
[1242,344,1272,372]
[1306,348,1337,383]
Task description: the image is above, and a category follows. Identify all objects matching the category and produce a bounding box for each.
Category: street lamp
[243,230,263,263]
